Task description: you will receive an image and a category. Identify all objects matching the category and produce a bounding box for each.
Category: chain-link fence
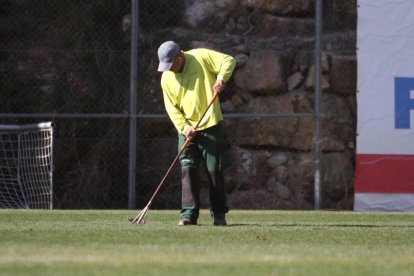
[0,0,356,210]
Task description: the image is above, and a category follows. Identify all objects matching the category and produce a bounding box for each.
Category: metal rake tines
[130,206,149,224]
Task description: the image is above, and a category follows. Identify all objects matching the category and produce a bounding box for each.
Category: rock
[231,94,244,107]
[236,91,313,114]
[322,152,354,203]
[265,177,291,199]
[305,65,314,90]
[266,153,288,168]
[275,182,291,199]
[234,50,291,94]
[227,92,354,151]
[185,1,215,27]
[287,72,304,91]
[238,95,294,113]
[239,149,255,179]
[322,51,330,73]
[320,138,346,151]
[322,75,330,91]
[39,85,54,95]
[255,15,315,37]
[329,55,356,94]
[228,117,313,150]
[240,0,313,15]
[234,53,249,68]
[221,100,236,112]
[236,90,254,102]
[231,94,316,150]
[215,0,227,8]
[274,165,289,182]
[265,176,277,192]
[324,0,357,30]
[305,65,330,91]
[235,44,250,55]
[225,17,236,31]
[226,147,271,190]
[321,93,352,120]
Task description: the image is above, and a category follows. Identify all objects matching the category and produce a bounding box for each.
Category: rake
[130,91,219,224]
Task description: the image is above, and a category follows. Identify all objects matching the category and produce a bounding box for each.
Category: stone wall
[1,0,356,209]
[139,0,357,210]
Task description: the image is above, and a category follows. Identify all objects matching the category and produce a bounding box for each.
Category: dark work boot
[213,213,227,226]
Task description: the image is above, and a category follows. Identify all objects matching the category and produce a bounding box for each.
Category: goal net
[0,122,54,209]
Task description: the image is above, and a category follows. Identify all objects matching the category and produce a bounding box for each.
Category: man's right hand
[213,79,226,94]
[184,126,197,140]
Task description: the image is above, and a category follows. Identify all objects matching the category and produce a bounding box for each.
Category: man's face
[169,52,184,72]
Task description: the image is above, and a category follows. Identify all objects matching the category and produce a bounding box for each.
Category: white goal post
[0,122,54,209]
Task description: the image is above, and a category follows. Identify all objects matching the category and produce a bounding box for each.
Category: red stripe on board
[355,154,414,193]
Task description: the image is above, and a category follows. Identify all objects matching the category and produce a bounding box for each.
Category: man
[157,41,236,226]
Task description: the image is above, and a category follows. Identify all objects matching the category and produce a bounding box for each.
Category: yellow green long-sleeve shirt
[160,48,236,134]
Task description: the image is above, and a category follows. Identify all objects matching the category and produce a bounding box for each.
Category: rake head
[130,206,149,224]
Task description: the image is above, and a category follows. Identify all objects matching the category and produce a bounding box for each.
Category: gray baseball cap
[157,41,180,72]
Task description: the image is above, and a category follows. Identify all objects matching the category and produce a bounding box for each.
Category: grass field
[0,210,413,275]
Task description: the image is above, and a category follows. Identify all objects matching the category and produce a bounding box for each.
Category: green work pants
[178,123,230,220]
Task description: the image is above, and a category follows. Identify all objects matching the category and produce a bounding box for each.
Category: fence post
[128,0,138,209]
[314,0,323,209]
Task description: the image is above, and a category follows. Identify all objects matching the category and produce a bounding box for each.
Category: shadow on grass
[226,223,414,228]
